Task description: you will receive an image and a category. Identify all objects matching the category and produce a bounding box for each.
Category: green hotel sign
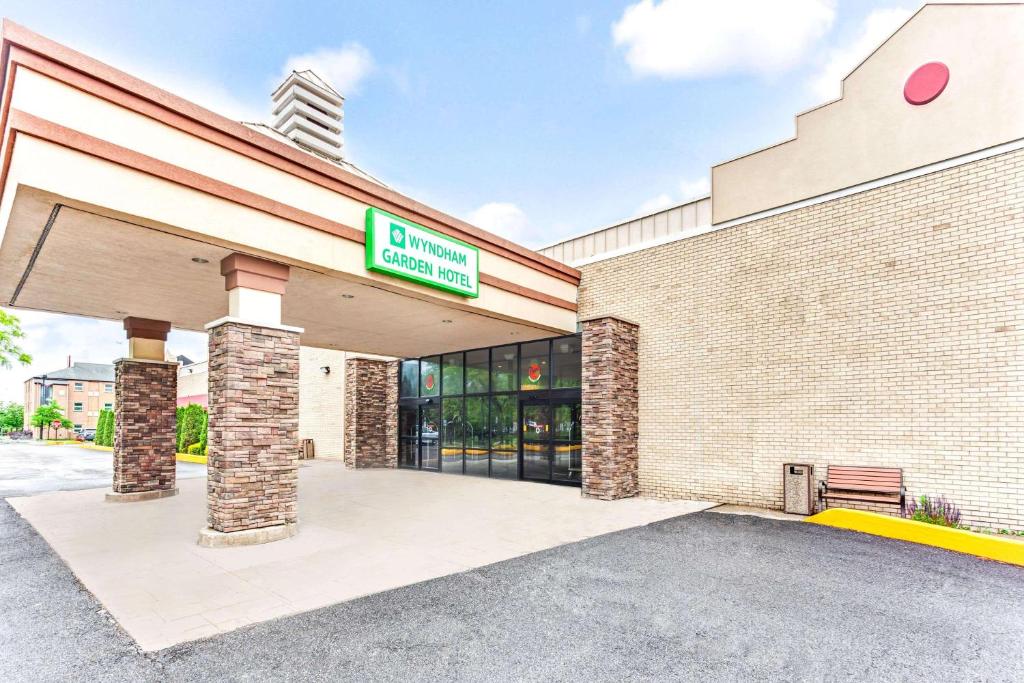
[365,207,479,298]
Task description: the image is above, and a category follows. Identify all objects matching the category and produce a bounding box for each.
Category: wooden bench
[819,465,905,514]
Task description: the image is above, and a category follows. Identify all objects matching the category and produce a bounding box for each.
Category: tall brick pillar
[107,317,178,503]
[344,357,399,468]
[198,253,303,547]
[581,316,640,500]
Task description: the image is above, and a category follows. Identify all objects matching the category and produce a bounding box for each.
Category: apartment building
[23,362,115,430]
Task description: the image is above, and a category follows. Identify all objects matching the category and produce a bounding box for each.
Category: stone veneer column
[107,317,178,503]
[581,316,640,500]
[199,252,302,547]
[203,322,300,540]
[344,357,399,468]
[109,359,178,500]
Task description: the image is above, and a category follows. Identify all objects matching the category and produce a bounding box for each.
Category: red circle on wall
[904,62,949,105]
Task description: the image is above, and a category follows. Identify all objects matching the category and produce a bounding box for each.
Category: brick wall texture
[344,358,398,468]
[207,322,300,533]
[112,359,177,494]
[576,149,1024,530]
[581,317,640,500]
[298,346,347,459]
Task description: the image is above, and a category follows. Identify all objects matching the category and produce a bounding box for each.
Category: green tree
[0,309,31,369]
[96,409,110,446]
[177,404,206,453]
[0,401,24,433]
[97,409,116,447]
[30,400,72,439]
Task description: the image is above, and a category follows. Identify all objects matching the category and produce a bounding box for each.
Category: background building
[23,361,115,430]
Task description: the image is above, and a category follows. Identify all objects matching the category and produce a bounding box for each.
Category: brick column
[200,321,300,546]
[108,359,178,501]
[344,358,399,468]
[581,316,640,500]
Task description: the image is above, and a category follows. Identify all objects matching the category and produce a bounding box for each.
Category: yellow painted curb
[77,444,205,465]
[43,440,81,446]
[806,508,1024,567]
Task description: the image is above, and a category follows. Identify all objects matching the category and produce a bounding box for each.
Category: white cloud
[280,43,376,97]
[636,176,710,216]
[612,0,836,79]
[636,193,675,215]
[808,7,912,102]
[0,311,207,404]
[679,176,711,201]
[468,202,534,244]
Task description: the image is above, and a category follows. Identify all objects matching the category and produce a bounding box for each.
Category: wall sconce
[320,366,331,375]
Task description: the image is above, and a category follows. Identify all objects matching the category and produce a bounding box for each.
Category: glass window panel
[490,394,518,479]
[441,399,464,448]
[552,401,582,483]
[465,349,489,394]
[399,439,417,468]
[491,345,517,393]
[420,404,440,470]
[519,340,549,391]
[552,336,582,389]
[553,444,582,483]
[420,356,440,397]
[442,353,464,396]
[490,449,517,480]
[522,403,551,480]
[400,360,419,398]
[464,396,489,476]
[399,406,418,438]
[553,402,582,442]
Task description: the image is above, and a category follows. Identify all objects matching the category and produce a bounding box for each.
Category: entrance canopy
[0,21,579,357]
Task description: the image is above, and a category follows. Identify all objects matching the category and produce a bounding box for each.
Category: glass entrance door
[520,399,582,484]
[521,401,552,481]
[398,403,441,470]
[551,400,582,484]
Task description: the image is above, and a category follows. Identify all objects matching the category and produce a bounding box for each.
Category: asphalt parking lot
[2,493,1022,681]
[0,441,204,497]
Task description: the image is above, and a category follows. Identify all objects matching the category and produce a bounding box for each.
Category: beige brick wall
[298,346,347,460]
[577,149,1024,530]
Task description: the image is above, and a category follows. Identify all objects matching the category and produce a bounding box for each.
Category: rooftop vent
[271,70,344,161]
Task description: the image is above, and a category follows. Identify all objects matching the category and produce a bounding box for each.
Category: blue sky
[0,0,925,401]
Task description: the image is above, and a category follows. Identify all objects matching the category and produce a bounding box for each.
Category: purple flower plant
[905,494,962,528]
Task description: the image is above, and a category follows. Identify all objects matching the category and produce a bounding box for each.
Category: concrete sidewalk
[8,461,713,650]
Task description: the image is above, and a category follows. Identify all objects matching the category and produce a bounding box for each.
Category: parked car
[82,428,97,441]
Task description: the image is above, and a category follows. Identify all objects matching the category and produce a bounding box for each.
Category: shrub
[177,404,207,453]
[95,409,113,447]
[98,409,116,447]
[175,406,184,451]
[906,494,962,528]
[186,442,203,455]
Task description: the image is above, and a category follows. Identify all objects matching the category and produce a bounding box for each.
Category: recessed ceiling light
[191,257,209,264]
[341,294,355,299]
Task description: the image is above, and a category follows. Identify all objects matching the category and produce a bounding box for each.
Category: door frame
[518,395,582,487]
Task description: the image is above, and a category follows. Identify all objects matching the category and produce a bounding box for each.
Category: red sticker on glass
[527,363,542,383]
[425,374,435,390]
